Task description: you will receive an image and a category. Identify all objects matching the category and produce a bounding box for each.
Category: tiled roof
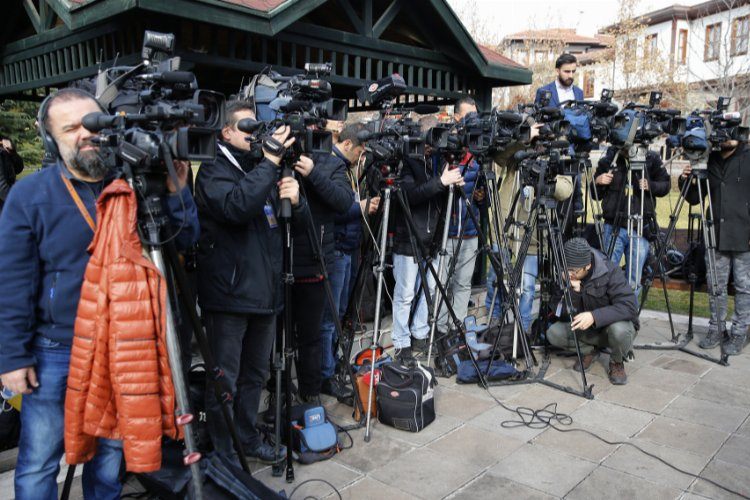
[478,44,526,69]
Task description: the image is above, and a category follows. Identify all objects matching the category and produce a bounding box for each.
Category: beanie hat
[564,237,592,269]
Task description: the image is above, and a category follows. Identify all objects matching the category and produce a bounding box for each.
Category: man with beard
[680,137,750,354]
[0,88,199,500]
[535,53,583,108]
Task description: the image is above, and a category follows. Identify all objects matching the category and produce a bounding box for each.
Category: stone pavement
[3,313,750,499]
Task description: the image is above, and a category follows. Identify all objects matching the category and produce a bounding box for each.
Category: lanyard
[218,143,244,173]
[60,173,95,232]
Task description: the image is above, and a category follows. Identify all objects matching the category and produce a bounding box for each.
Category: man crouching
[547,238,639,385]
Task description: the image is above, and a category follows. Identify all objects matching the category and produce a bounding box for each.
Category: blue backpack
[456,359,520,383]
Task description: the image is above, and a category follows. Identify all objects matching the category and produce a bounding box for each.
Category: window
[517,49,528,64]
[677,29,688,65]
[705,23,721,61]
[583,71,595,98]
[644,33,658,59]
[731,15,749,56]
[534,50,547,63]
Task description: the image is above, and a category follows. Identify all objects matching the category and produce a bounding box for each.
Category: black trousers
[204,311,275,456]
[291,281,327,398]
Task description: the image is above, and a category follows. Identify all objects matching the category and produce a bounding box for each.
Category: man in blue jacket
[435,97,485,336]
[535,53,584,108]
[318,122,379,400]
[0,88,199,500]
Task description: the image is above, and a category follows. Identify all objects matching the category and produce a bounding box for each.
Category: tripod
[634,157,729,365]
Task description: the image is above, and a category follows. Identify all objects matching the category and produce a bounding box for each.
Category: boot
[321,377,354,406]
[573,351,599,372]
[722,333,747,356]
[699,329,724,349]
[411,337,429,352]
[395,347,414,364]
[608,360,627,385]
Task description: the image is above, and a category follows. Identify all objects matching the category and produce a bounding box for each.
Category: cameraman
[0,88,198,499]
[485,123,573,333]
[289,123,354,405]
[594,146,671,302]
[392,115,464,361]
[195,100,300,462]
[0,136,24,213]
[318,121,379,401]
[436,96,485,334]
[680,137,750,354]
[547,238,639,385]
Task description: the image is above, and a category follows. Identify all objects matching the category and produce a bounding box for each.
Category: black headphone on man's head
[37,87,105,160]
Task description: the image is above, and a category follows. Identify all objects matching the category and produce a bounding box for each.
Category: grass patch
[642,286,734,319]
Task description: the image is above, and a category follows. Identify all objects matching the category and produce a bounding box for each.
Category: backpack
[456,359,520,384]
[377,362,436,432]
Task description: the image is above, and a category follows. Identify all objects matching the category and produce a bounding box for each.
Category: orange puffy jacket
[65,179,179,472]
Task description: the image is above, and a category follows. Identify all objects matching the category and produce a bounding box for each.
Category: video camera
[559,89,620,145]
[238,63,348,155]
[454,108,530,157]
[83,30,225,176]
[609,91,685,148]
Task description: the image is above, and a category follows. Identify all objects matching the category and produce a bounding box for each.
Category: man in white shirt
[534,53,583,108]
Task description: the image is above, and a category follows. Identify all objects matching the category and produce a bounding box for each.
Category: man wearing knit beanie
[547,238,639,385]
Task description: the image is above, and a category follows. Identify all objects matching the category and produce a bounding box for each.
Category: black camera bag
[377,362,436,432]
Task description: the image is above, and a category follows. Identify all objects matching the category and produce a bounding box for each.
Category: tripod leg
[428,185,454,362]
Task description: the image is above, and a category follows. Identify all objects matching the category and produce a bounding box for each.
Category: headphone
[37,88,106,161]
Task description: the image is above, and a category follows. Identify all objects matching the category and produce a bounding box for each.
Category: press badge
[264,203,278,228]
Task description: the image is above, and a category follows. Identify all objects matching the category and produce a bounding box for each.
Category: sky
[447,0,708,39]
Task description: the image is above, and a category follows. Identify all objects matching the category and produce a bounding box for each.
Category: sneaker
[722,334,747,356]
[608,361,627,385]
[395,347,414,364]
[246,441,286,464]
[321,377,354,406]
[699,329,724,349]
[411,337,429,352]
[573,351,599,372]
[299,393,322,407]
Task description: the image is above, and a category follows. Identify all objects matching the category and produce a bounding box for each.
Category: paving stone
[333,476,419,500]
[651,355,714,376]
[374,413,463,447]
[637,416,729,458]
[663,395,748,433]
[566,465,682,500]
[627,365,701,394]
[333,428,414,474]
[690,458,750,500]
[446,473,555,500]
[735,416,750,437]
[469,404,548,442]
[486,443,597,497]
[603,437,711,490]
[700,364,750,388]
[626,348,667,368]
[427,424,525,468]
[569,400,654,437]
[370,447,483,499]
[544,368,610,396]
[532,424,623,463]
[714,434,750,468]
[679,494,713,500]
[254,459,361,499]
[686,379,750,407]
[597,381,678,414]
[435,386,498,420]
[504,383,590,415]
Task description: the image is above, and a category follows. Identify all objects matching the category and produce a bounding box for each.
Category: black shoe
[699,329,724,349]
[411,337,429,352]
[246,441,286,464]
[395,347,414,364]
[321,377,354,405]
[299,393,322,407]
[722,334,747,356]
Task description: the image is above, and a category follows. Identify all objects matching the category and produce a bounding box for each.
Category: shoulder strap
[60,173,95,232]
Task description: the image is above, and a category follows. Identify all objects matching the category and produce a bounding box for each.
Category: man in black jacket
[195,100,302,463]
[594,146,671,301]
[391,117,464,361]
[547,238,639,385]
[288,127,354,404]
[680,139,750,354]
[0,137,24,213]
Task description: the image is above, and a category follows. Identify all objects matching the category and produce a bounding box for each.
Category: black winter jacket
[392,155,447,257]
[292,151,353,277]
[194,142,308,314]
[680,144,750,252]
[593,146,670,236]
[555,249,640,330]
[0,147,24,212]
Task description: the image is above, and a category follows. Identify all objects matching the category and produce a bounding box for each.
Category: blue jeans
[15,336,123,500]
[319,250,352,379]
[485,246,503,320]
[602,224,649,302]
[485,251,537,332]
[392,253,436,348]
